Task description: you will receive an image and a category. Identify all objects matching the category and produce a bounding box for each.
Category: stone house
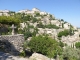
[63,23,70,29]
[0,10,10,16]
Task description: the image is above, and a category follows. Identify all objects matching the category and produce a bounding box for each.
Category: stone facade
[38,28,64,39]
[63,23,70,29]
[0,34,24,54]
[61,33,80,47]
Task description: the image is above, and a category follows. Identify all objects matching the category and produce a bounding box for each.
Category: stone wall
[0,34,24,55]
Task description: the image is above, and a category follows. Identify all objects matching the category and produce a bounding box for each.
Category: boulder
[29,53,55,60]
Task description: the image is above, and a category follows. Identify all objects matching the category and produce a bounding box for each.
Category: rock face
[29,53,55,60]
[0,34,24,55]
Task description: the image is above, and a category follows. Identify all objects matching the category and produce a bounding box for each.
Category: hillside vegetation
[0,8,80,60]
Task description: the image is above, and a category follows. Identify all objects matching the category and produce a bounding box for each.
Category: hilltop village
[0,8,80,60]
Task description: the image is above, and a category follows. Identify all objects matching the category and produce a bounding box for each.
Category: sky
[0,0,80,27]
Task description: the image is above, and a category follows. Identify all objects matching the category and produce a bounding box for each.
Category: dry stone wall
[0,34,24,55]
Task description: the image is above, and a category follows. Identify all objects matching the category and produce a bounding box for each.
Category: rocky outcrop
[29,53,55,60]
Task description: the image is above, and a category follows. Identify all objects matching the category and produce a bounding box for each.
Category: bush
[37,22,45,28]
[58,29,70,37]
[45,24,60,29]
[75,42,80,48]
[37,23,60,29]
[62,47,80,60]
[19,51,26,57]
[35,12,40,17]
[24,31,32,40]
[28,35,62,58]
[59,41,64,47]
[0,16,20,25]
[32,17,38,23]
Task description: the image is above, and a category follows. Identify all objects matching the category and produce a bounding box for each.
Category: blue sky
[0,0,80,27]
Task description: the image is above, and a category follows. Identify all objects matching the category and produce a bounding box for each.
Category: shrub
[45,24,60,29]
[59,41,64,47]
[19,51,26,57]
[28,35,62,58]
[32,17,38,23]
[24,31,32,40]
[37,22,45,28]
[35,12,40,16]
[58,30,70,37]
[62,47,80,60]
[0,16,20,25]
[75,42,80,48]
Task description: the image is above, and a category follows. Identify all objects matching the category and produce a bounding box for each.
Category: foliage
[59,41,64,47]
[24,30,32,40]
[62,23,64,28]
[37,22,45,28]
[28,35,62,58]
[32,17,38,23]
[61,19,64,21]
[32,28,38,36]
[18,29,24,34]
[28,25,34,28]
[0,16,20,25]
[19,51,26,57]
[45,24,60,29]
[37,23,59,29]
[22,15,32,21]
[23,24,38,40]
[62,47,80,60]
[49,14,55,20]
[34,12,40,17]
[58,29,70,37]
[75,42,80,48]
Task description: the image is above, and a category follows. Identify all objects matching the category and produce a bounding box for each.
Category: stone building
[0,10,10,16]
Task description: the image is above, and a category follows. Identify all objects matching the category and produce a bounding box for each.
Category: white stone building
[0,10,10,16]
[0,13,2,16]
[40,11,47,15]
[63,23,70,29]
[32,8,40,12]
[51,20,62,27]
